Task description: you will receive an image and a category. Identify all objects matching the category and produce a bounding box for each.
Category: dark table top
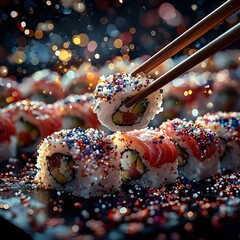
[1,155,240,240]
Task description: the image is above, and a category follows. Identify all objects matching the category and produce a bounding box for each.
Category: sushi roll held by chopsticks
[93,73,163,132]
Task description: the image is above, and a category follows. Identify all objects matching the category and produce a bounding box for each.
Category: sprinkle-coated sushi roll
[35,128,121,198]
[3,99,62,153]
[159,118,223,181]
[93,73,163,131]
[19,69,65,104]
[112,128,178,188]
[62,66,100,96]
[151,71,213,127]
[0,112,17,161]
[54,93,100,130]
[196,111,240,171]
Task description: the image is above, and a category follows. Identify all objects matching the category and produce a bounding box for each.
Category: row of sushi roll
[2,66,239,119]
[34,71,240,198]
[1,50,239,114]
[0,71,162,159]
[35,111,240,199]
[0,92,105,158]
[0,50,239,199]
[152,67,240,125]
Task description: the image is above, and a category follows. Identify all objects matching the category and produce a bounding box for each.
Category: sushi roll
[54,93,101,130]
[0,112,17,161]
[195,111,240,171]
[62,66,100,96]
[152,71,213,127]
[93,73,163,132]
[0,77,23,108]
[35,128,121,198]
[159,118,223,181]
[3,99,62,154]
[19,69,65,104]
[112,128,178,188]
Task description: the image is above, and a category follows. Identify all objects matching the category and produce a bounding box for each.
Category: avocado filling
[121,149,145,182]
[62,116,86,129]
[176,145,189,168]
[16,118,41,148]
[112,99,148,126]
[47,152,75,185]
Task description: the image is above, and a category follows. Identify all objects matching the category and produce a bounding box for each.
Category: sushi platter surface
[1,155,240,240]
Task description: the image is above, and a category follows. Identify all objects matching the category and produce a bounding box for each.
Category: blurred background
[0,0,239,80]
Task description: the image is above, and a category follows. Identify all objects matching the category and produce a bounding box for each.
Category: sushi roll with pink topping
[113,128,178,188]
[35,128,121,198]
[159,118,223,181]
[19,69,65,104]
[93,73,163,132]
[62,66,100,96]
[3,99,62,154]
[54,93,101,130]
[196,111,240,171]
[0,112,17,161]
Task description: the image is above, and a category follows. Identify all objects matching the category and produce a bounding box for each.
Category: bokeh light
[0,0,238,80]
[0,66,8,77]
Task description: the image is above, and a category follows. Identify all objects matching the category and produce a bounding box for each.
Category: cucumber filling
[112,99,148,126]
[121,149,145,181]
[47,152,75,185]
[16,118,41,148]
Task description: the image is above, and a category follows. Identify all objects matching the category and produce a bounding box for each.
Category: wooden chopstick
[124,22,240,108]
[131,0,240,76]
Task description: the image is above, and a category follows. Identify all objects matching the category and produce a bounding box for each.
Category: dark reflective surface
[1,157,240,239]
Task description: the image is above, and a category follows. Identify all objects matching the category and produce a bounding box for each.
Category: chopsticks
[125,23,240,108]
[131,0,240,76]
[124,1,240,108]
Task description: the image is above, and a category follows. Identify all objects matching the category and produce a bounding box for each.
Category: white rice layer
[124,161,178,188]
[178,155,221,181]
